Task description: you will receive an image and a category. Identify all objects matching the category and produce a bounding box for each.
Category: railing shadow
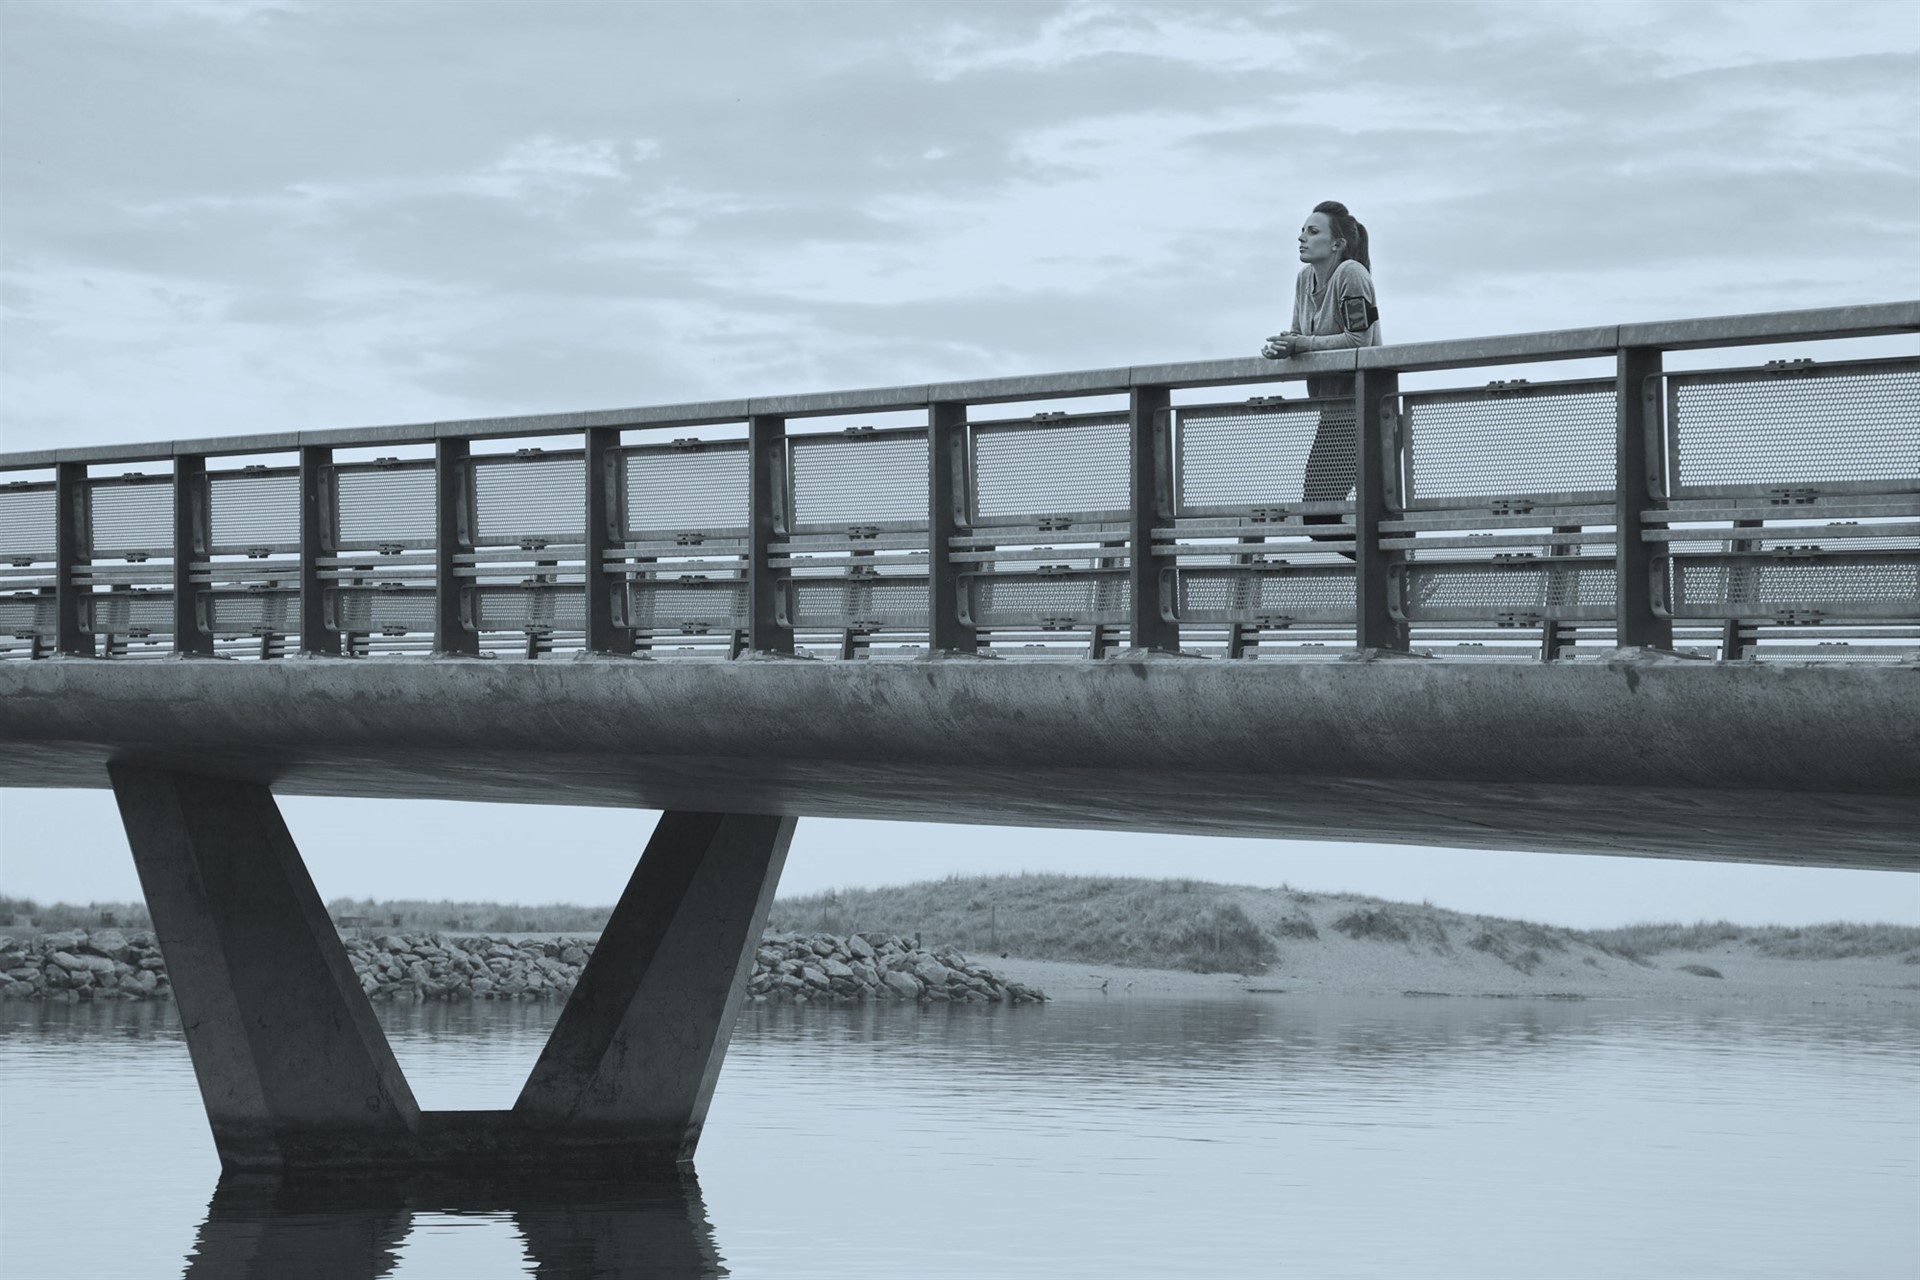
[182,1166,726,1279]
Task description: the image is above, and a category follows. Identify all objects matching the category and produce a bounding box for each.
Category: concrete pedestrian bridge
[2,301,1915,1175]
[1,650,1913,867]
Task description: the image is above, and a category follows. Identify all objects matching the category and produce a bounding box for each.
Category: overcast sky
[2,1,1916,925]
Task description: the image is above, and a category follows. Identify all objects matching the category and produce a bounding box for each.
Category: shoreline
[986,948,1920,1008]
[5,937,1913,1011]
[8,876,1917,1011]
[0,927,1049,1006]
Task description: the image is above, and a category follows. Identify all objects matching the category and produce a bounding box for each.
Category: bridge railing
[2,302,1914,664]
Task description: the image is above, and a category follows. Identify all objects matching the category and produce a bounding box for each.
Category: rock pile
[0,928,1046,1005]
[747,933,1045,1004]
[345,933,590,1001]
[0,929,168,1001]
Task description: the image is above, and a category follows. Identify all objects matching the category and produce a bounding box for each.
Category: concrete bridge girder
[7,652,1917,870]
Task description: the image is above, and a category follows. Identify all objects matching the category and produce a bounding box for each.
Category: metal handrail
[3,302,1913,467]
[2,300,1914,665]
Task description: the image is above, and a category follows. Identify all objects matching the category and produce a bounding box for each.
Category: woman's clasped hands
[1262,332,1301,360]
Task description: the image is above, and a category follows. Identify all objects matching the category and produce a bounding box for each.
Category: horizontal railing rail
[3,302,1911,467]
[2,301,1915,665]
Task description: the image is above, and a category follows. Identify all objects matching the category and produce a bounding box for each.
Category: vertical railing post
[1540,525,1578,661]
[747,414,792,654]
[297,446,337,656]
[927,401,974,655]
[1720,518,1762,660]
[584,426,631,655]
[1354,367,1407,652]
[1615,346,1672,650]
[434,438,476,656]
[54,461,90,656]
[1128,385,1178,653]
[173,454,213,656]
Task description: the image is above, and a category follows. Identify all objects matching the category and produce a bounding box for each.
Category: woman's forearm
[1294,330,1367,352]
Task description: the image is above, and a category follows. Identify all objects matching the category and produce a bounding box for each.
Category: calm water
[1,995,1915,1279]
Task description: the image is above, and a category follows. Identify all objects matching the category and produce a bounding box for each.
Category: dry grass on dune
[318,897,612,935]
[0,895,151,933]
[765,875,1435,978]
[1584,919,1920,961]
[770,875,1920,978]
[0,894,608,937]
[767,874,1279,974]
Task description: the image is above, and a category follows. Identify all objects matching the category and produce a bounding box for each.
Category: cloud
[915,0,1325,79]
[0,0,1914,450]
[62,0,305,32]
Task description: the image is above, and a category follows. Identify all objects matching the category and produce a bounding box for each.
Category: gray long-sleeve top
[1289,259,1381,351]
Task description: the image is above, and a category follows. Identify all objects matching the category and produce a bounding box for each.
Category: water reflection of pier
[184,1169,724,1280]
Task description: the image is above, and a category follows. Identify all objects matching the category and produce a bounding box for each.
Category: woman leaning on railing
[1262,199,1383,541]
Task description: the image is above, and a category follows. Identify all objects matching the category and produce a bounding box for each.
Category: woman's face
[1297,212,1343,267]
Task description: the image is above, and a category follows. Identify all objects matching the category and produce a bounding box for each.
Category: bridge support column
[109,765,423,1172]
[111,766,794,1173]
[515,811,795,1162]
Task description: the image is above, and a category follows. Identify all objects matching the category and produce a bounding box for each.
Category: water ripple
[1,996,1915,1279]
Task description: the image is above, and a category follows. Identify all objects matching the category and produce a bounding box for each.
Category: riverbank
[988,943,1920,1008]
[7,875,1915,1009]
[770,876,1920,1009]
[0,928,1046,1005]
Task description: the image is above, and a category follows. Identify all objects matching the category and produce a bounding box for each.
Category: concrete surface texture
[6,649,1915,870]
[111,765,424,1170]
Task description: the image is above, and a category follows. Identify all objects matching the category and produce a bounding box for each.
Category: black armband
[1340,295,1379,335]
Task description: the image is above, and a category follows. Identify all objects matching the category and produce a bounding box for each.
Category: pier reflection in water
[3,994,1916,1278]
[184,1169,722,1280]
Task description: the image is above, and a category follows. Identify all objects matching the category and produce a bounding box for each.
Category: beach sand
[986,924,1920,1008]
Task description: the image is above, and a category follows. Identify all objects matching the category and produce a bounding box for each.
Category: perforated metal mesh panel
[1176,402,1335,512]
[1746,526,1920,553]
[625,579,748,632]
[471,456,585,545]
[84,591,174,635]
[1395,560,1617,622]
[960,574,1130,627]
[0,488,55,562]
[972,416,1128,522]
[470,584,587,632]
[1404,381,1616,507]
[1666,552,1918,620]
[0,594,56,637]
[1667,361,1920,495]
[790,432,928,530]
[209,473,299,551]
[336,466,435,545]
[787,578,930,630]
[1170,567,1356,624]
[325,587,437,635]
[203,591,300,637]
[625,446,748,535]
[88,481,173,556]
